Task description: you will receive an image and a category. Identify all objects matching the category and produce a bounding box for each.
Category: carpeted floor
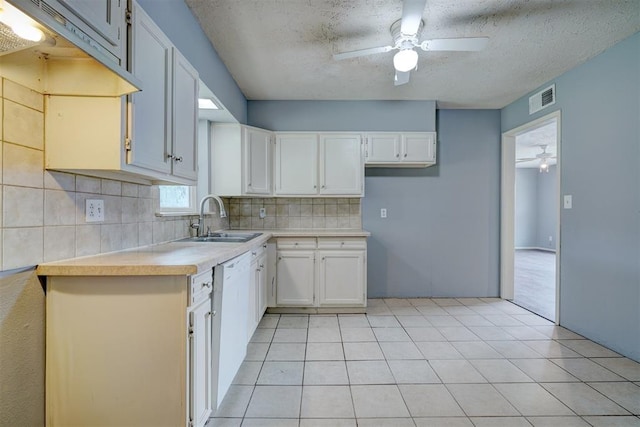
[514,249,556,321]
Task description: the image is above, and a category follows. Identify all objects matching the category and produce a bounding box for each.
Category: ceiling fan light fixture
[393,48,418,72]
[539,158,549,173]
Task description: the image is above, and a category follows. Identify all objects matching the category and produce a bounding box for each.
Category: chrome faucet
[193,195,227,237]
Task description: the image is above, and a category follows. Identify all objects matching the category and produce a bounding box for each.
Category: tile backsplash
[0,77,229,271]
[228,197,362,230]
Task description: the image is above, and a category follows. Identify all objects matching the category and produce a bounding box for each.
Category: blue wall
[137,0,247,123]
[248,100,436,131]
[515,166,557,250]
[247,101,501,298]
[502,32,640,361]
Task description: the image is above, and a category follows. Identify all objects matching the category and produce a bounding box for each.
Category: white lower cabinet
[275,237,367,309]
[45,269,214,427]
[248,244,268,339]
[318,250,366,306]
[276,249,316,306]
[189,294,213,427]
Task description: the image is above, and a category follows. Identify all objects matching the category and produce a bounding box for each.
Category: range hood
[0,0,140,96]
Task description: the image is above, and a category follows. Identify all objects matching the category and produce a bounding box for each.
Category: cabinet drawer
[276,238,317,250]
[317,238,366,250]
[189,269,213,306]
[250,243,268,261]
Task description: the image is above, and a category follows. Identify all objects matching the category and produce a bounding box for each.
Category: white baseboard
[515,246,556,253]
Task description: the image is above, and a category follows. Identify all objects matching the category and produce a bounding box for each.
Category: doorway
[501,111,561,322]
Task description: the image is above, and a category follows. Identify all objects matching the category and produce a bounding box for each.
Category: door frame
[500,110,562,323]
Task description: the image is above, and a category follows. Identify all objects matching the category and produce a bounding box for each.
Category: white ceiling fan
[517,144,557,172]
[332,0,489,86]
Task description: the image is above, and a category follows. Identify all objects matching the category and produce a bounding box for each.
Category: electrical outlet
[548,236,553,243]
[86,199,104,222]
[259,207,266,219]
[380,208,387,218]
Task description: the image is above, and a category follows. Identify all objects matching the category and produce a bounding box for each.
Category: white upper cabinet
[402,133,436,163]
[211,124,273,196]
[129,4,172,175]
[244,127,273,195]
[274,133,319,195]
[275,132,364,197]
[365,133,401,162]
[319,134,363,195]
[60,0,122,47]
[129,2,198,182]
[365,132,437,167]
[171,49,199,181]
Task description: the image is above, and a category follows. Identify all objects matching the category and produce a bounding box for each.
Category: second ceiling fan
[333,0,488,86]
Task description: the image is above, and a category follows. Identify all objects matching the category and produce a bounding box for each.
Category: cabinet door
[319,134,363,195]
[248,258,259,341]
[318,250,366,306]
[189,297,213,427]
[257,252,268,317]
[244,128,272,194]
[274,134,318,195]
[276,250,315,306]
[402,133,436,163]
[365,133,401,163]
[171,48,199,180]
[129,4,172,174]
[60,0,122,46]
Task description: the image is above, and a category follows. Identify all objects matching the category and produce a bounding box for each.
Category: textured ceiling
[186,0,640,109]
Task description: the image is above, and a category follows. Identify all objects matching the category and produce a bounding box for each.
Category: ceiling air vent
[529,84,556,115]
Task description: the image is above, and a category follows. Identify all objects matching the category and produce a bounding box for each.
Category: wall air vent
[529,84,556,115]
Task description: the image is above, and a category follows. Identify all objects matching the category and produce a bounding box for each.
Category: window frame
[156,185,198,216]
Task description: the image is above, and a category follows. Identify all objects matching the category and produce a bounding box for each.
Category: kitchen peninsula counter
[36,229,370,277]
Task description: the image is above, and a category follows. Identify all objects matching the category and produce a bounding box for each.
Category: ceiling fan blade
[400,0,427,35]
[394,70,411,86]
[333,45,393,61]
[516,158,537,162]
[420,37,489,51]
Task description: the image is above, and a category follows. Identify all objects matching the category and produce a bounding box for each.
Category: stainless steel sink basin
[178,232,262,243]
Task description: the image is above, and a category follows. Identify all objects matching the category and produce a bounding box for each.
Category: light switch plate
[86,199,105,222]
[563,195,572,209]
[380,208,387,218]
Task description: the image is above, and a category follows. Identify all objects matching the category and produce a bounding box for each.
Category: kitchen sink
[178,232,262,243]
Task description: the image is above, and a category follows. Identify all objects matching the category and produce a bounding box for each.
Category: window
[158,185,197,214]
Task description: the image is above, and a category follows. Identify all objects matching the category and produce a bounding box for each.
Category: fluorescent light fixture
[393,49,418,72]
[10,21,43,41]
[198,98,219,110]
[0,2,44,42]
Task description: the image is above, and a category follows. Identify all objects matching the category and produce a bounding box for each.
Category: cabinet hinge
[125,137,132,152]
[188,326,194,336]
[125,9,132,25]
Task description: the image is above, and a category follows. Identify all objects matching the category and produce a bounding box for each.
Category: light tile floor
[207,298,640,427]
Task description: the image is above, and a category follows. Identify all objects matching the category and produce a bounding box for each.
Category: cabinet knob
[404,153,407,158]
[321,185,326,189]
[395,153,400,158]
[314,185,317,189]
[166,153,175,160]
[174,156,183,163]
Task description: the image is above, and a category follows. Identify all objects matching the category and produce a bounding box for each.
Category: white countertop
[36,229,370,277]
